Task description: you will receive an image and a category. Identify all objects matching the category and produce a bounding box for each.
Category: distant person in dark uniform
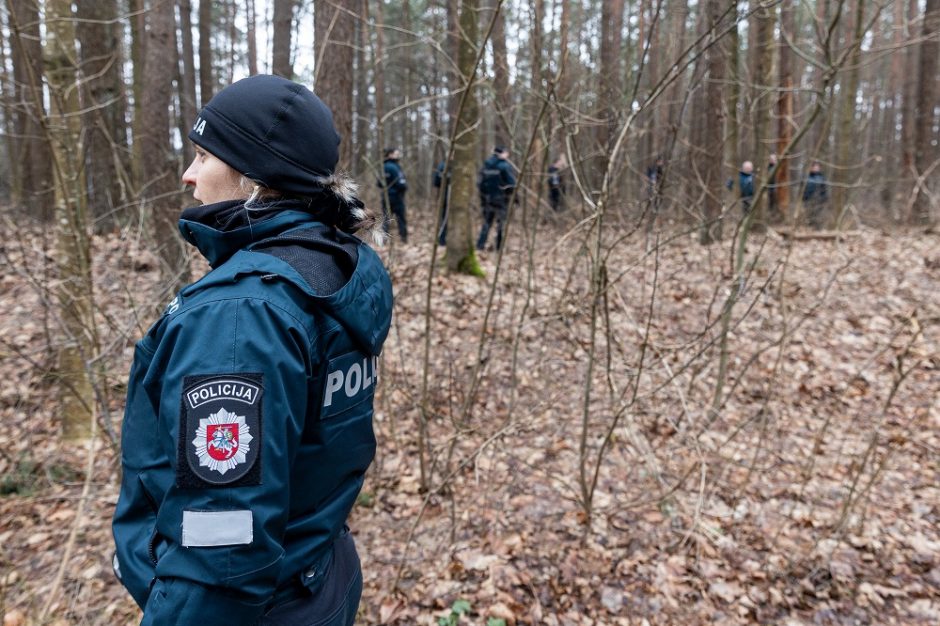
[476,146,516,251]
[547,155,567,211]
[433,160,450,245]
[645,156,665,209]
[727,160,755,214]
[802,161,828,229]
[379,147,408,242]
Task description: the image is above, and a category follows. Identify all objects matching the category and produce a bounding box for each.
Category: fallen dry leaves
[0,214,936,625]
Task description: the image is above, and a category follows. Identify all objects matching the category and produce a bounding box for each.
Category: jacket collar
[178,199,315,268]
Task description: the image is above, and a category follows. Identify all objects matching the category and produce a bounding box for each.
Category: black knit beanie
[188,75,340,195]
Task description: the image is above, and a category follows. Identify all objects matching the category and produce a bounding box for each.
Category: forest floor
[0,213,937,626]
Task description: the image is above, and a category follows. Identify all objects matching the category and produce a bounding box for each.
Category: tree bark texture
[315,0,356,172]
[45,0,96,440]
[830,0,866,225]
[446,0,483,275]
[198,0,214,104]
[775,0,796,219]
[142,0,189,290]
[912,0,939,225]
[700,0,727,245]
[750,2,775,232]
[272,0,296,79]
[6,0,53,215]
[76,0,126,232]
[177,0,199,166]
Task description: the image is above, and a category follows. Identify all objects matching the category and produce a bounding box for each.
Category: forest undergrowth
[0,213,937,626]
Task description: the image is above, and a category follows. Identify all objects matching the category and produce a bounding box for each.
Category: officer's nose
[182,159,198,188]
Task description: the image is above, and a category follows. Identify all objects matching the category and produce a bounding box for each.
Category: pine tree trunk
[897,0,919,210]
[750,2,774,232]
[446,0,483,275]
[489,0,511,146]
[700,0,726,245]
[315,0,355,171]
[775,0,795,219]
[177,0,198,165]
[142,0,189,291]
[272,0,296,79]
[6,0,54,217]
[76,0,125,232]
[45,0,96,440]
[912,0,939,225]
[128,0,146,188]
[724,1,739,182]
[831,1,865,225]
[247,0,259,75]
[198,0,214,105]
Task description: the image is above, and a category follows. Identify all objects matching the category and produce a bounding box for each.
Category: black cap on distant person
[494,145,508,154]
[188,75,340,195]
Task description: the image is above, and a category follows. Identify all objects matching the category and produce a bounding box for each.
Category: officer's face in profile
[182,145,244,205]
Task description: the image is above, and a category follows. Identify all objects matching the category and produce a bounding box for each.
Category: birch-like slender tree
[45,0,96,440]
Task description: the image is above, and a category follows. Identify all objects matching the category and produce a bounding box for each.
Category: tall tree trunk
[700,0,726,245]
[897,0,919,209]
[354,0,369,176]
[489,0,511,146]
[45,0,96,440]
[177,0,198,165]
[0,10,18,201]
[129,0,146,188]
[831,1,865,224]
[446,0,483,275]
[198,0,214,105]
[247,0,259,75]
[724,1,740,182]
[775,0,795,219]
[6,0,54,216]
[599,0,625,152]
[272,0,296,78]
[76,0,125,232]
[315,0,355,171]
[142,0,188,291]
[912,0,940,225]
[750,1,774,232]
[446,0,460,120]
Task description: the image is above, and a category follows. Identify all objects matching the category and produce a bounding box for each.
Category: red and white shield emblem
[206,423,239,461]
[192,408,254,475]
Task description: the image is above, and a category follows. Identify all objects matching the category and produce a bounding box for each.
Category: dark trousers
[382,195,407,242]
[549,187,563,211]
[261,532,362,626]
[476,197,507,251]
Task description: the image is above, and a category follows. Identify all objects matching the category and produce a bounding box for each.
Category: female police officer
[112,75,392,625]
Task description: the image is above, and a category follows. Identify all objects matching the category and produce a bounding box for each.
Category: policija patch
[177,374,263,488]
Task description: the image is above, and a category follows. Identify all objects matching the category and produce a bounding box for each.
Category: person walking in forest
[547,155,567,212]
[111,75,393,626]
[727,160,756,214]
[379,147,408,242]
[476,146,516,251]
[433,159,450,245]
[645,155,665,205]
[803,161,829,229]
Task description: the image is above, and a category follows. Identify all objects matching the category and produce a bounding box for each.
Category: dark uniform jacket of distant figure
[547,165,565,211]
[111,200,393,626]
[802,170,828,228]
[728,170,755,213]
[380,159,408,242]
[477,155,516,251]
[433,161,450,245]
[802,171,827,204]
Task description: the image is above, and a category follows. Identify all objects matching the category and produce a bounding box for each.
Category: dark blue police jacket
[382,160,407,198]
[112,199,393,625]
[478,155,516,199]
